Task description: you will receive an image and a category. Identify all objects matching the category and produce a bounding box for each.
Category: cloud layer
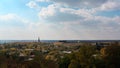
[0,0,120,40]
[29,0,120,40]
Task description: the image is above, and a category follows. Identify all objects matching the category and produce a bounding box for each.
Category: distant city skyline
[0,0,120,40]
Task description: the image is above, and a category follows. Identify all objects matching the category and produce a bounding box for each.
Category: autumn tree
[59,55,70,68]
[76,45,97,68]
[100,44,120,68]
[68,59,81,68]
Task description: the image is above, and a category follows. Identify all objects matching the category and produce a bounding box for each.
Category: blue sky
[0,0,120,40]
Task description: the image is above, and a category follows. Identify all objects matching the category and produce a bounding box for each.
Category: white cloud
[49,0,108,8]
[0,13,36,40]
[113,16,120,24]
[60,8,96,19]
[26,1,39,9]
[39,4,94,22]
[36,0,49,2]
[0,13,30,28]
[39,4,56,18]
[0,14,18,21]
[99,1,120,11]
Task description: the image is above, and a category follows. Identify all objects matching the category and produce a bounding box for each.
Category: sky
[0,0,120,40]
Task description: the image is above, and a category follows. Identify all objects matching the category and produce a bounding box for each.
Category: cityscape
[0,39,120,68]
[0,0,120,68]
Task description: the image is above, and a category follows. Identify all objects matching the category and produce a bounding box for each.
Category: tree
[68,59,81,68]
[76,45,97,68]
[59,55,70,68]
[100,44,120,68]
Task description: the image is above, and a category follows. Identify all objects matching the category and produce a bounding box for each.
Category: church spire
[38,37,40,42]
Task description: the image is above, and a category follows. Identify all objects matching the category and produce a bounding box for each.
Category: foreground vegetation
[0,42,120,68]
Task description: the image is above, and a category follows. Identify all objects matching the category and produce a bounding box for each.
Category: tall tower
[38,37,40,42]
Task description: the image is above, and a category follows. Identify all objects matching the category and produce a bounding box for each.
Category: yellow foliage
[100,48,106,57]
[10,48,16,51]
